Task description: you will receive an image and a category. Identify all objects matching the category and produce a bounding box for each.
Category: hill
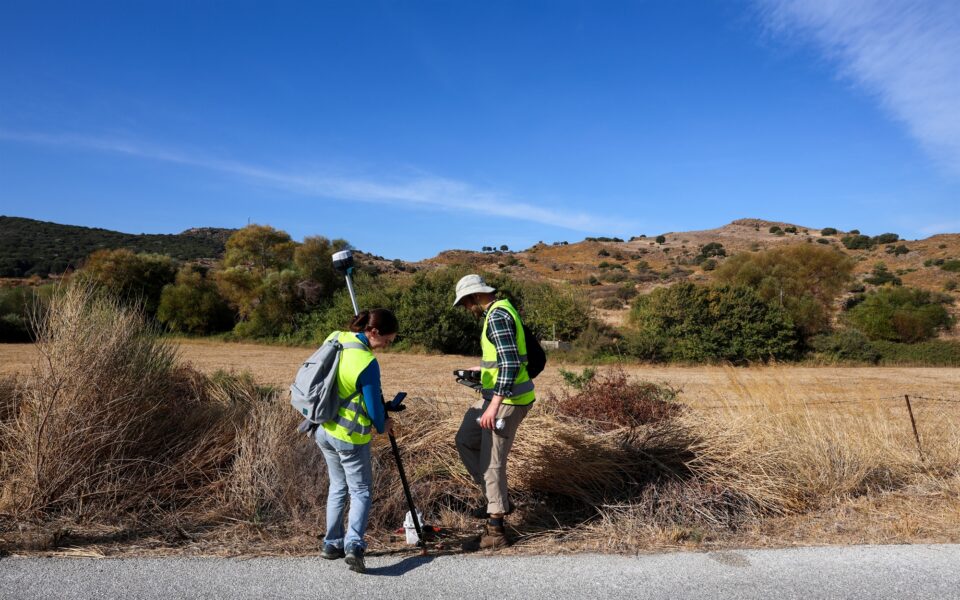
[0,216,233,277]
[415,218,960,328]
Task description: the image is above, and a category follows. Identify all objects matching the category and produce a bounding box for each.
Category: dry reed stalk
[223,391,327,524]
[0,374,20,508]
[1,284,252,522]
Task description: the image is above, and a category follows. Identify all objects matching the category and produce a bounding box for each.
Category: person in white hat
[452,274,535,549]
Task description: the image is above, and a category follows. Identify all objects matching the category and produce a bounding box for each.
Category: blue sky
[1,0,958,260]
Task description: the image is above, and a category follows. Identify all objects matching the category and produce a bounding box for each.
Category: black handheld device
[387,391,407,411]
[453,369,482,391]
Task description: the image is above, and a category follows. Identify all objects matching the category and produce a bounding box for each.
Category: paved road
[2,545,959,599]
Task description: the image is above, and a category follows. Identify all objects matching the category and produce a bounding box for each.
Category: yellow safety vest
[321,331,376,445]
[480,299,536,406]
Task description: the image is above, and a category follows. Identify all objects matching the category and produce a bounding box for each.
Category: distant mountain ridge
[0,216,233,277]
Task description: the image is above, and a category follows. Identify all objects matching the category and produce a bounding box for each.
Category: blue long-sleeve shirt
[354,333,387,434]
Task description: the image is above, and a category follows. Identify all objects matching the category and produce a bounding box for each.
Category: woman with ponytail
[316,308,398,574]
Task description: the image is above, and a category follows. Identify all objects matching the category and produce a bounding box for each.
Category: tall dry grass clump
[0,375,20,502]
[0,375,17,423]
[0,284,250,522]
[223,386,327,524]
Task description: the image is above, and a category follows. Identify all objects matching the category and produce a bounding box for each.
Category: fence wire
[691,393,960,460]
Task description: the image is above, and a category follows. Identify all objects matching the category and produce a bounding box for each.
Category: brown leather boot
[479,523,509,549]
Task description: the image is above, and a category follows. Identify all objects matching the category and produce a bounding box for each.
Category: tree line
[1,225,956,364]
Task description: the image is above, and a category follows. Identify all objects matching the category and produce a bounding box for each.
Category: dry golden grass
[2,305,959,557]
[6,340,954,405]
[0,285,254,522]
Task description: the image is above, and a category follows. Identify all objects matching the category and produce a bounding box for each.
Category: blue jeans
[315,429,373,552]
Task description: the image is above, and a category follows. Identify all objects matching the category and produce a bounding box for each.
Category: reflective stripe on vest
[321,331,376,445]
[481,379,535,401]
[480,299,536,406]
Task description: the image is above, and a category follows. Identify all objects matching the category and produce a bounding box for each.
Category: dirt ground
[3,339,958,408]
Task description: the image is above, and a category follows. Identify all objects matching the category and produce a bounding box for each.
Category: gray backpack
[290,332,366,426]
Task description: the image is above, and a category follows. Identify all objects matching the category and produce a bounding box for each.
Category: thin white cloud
[758,0,960,174]
[919,220,960,235]
[0,130,634,234]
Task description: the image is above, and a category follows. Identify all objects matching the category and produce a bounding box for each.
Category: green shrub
[942,260,960,273]
[233,269,307,338]
[701,259,717,271]
[783,226,797,234]
[294,236,348,299]
[863,263,901,287]
[843,292,866,311]
[301,266,592,351]
[513,280,592,342]
[820,228,838,236]
[567,319,622,360]
[871,340,960,366]
[810,331,960,366]
[600,270,628,283]
[391,268,487,354]
[945,280,958,292]
[842,235,875,250]
[74,249,178,317]
[558,367,596,390]
[0,285,55,342]
[223,225,296,275]
[596,297,624,310]
[809,330,881,364]
[846,287,954,343]
[296,270,401,344]
[655,235,666,244]
[714,245,853,340]
[157,266,235,334]
[598,248,610,257]
[627,283,799,363]
[699,242,725,258]
[616,283,639,302]
[873,233,899,244]
[816,238,830,245]
[769,226,781,234]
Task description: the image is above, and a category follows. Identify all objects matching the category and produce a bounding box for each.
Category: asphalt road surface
[2,544,959,599]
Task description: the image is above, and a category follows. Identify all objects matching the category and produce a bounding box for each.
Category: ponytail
[348,308,398,335]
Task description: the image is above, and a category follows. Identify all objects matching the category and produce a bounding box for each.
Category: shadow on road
[366,555,435,576]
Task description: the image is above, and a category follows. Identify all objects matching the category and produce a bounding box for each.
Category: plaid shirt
[485,306,521,397]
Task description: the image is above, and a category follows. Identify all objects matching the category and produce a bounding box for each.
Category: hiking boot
[320,544,345,560]
[345,547,366,574]
[479,523,509,550]
[470,500,514,519]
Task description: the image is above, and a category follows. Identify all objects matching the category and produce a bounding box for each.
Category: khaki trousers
[454,399,530,515]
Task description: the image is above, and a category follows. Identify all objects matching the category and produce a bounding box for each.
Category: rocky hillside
[413,218,960,326]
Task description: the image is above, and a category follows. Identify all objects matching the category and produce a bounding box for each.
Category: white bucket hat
[453,274,496,307]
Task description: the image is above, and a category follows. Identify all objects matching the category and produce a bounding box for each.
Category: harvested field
[2,340,957,408]
[2,328,960,557]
